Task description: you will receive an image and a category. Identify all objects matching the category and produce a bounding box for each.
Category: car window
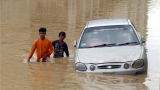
[79,25,139,48]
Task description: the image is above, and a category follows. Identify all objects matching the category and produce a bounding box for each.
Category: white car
[73,18,148,75]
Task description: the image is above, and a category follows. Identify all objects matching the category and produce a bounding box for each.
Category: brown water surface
[0,0,160,90]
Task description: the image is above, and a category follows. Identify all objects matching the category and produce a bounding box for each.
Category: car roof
[87,18,129,28]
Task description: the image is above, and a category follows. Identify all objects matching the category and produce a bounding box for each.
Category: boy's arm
[64,43,69,57]
[47,41,54,57]
[28,41,37,62]
[41,40,54,61]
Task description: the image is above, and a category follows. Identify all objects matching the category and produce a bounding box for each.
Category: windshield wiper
[88,43,116,48]
[118,42,138,46]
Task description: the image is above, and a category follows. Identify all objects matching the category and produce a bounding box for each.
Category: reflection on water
[29,63,53,88]
[76,73,148,90]
[0,0,160,90]
[28,59,149,90]
[28,58,69,89]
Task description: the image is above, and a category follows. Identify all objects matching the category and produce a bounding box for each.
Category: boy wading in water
[52,32,69,58]
[28,28,53,62]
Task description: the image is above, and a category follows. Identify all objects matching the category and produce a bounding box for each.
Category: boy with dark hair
[52,31,69,58]
[28,28,53,62]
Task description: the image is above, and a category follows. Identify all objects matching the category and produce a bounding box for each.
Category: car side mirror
[74,40,77,47]
[141,36,145,43]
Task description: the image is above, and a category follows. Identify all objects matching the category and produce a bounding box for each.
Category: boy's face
[39,32,46,39]
[59,34,65,41]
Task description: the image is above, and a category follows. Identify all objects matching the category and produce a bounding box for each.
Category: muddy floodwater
[0,0,160,90]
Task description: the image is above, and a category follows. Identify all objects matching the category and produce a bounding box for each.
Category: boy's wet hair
[59,31,66,37]
[39,28,47,32]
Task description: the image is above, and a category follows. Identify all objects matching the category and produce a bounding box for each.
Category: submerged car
[73,18,148,75]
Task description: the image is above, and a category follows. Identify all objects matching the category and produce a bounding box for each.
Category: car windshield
[79,25,139,48]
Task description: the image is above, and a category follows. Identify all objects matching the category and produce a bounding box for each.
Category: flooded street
[0,0,160,90]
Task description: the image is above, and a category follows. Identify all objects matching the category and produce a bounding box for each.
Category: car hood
[77,45,142,63]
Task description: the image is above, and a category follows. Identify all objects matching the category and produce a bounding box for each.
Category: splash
[22,53,55,63]
[22,53,37,63]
